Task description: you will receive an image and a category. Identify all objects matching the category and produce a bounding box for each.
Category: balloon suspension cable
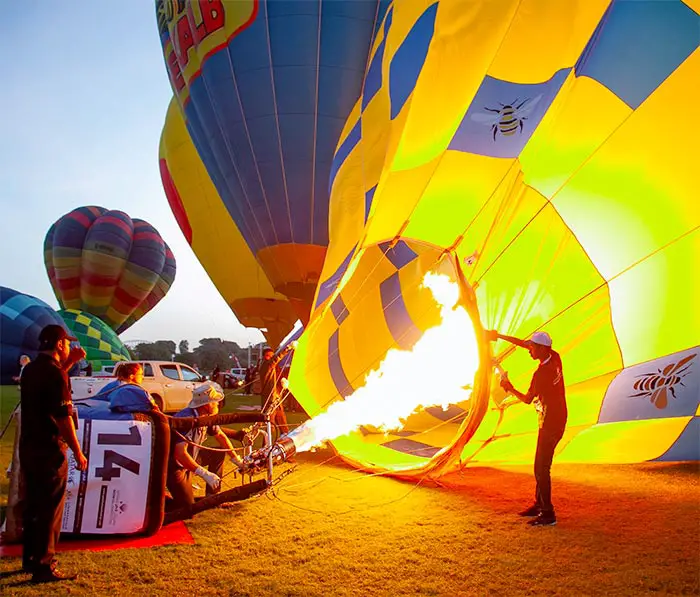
[0,402,20,441]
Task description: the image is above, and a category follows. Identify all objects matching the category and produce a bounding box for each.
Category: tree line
[131,338,266,373]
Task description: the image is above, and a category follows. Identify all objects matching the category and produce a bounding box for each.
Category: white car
[71,361,207,413]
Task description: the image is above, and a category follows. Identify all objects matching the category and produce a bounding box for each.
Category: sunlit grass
[1,386,698,596]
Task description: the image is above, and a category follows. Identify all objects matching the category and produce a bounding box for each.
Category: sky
[0,2,266,349]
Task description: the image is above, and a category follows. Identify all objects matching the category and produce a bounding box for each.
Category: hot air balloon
[155,0,390,322]
[58,309,131,372]
[287,0,700,475]
[0,287,73,385]
[44,207,176,334]
[159,98,297,347]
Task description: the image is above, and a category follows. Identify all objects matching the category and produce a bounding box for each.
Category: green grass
[1,387,698,596]
[0,385,20,512]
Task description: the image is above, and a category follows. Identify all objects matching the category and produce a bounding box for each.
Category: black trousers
[534,427,564,515]
[166,449,225,511]
[21,453,67,570]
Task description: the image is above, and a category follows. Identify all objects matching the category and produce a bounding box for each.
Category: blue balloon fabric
[0,287,73,385]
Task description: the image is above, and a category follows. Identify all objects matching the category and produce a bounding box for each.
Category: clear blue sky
[0,2,265,349]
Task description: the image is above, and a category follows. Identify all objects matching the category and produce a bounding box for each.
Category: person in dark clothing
[19,325,88,583]
[258,342,297,436]
[486,330,567,527]
[166,382,244,511]
[211,365,221,385]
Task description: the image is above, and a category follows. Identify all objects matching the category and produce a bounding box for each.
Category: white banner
[62,419,153,534]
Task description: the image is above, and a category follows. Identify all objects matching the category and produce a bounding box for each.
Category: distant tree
[174,352,197,367]
[133,340,176,361]
[178,339,189,354]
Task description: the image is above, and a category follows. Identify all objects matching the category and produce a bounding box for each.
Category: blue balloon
[0,287,71,385]
[156,0,391,318]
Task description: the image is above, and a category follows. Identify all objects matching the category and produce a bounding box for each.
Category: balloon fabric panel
[0,288,72,385]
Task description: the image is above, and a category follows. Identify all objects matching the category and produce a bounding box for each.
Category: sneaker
[31,563,78,583]
[528,513,557,527]
[518,504,541,517]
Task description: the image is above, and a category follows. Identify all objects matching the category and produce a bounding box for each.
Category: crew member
[106,363,159,413]
[486,330,567,527]
[258,342,298,436]
[19,325,88,582]
[166,382,244,511]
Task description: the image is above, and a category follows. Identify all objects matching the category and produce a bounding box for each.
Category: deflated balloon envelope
[289,0,700,475]
[155,0,391,322]
[44,206,176,334]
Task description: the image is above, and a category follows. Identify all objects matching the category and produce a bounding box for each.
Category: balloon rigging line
[181,94,265,251]
[192,44,289,286]
[268,471,430,517]
[308,0,322,246]
[263,1,298,264]
[490,224,700,368]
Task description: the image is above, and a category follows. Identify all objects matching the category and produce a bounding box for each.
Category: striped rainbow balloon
[44,207,177,334]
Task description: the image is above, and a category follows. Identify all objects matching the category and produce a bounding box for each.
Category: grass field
[1,386,698,596]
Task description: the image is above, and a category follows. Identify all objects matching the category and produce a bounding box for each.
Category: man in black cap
[19,324,88,583]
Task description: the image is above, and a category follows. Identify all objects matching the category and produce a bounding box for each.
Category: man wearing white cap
[486,329,568,527]
[166,381,244,511]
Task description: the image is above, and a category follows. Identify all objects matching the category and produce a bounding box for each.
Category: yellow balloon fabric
[291,0,700,475]
[159,99,297,347]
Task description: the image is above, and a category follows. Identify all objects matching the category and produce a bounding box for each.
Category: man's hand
[500,378,515,393]
[74,451,88,471]
[290,341,299,350]
[485,330,500,342]
[194,466,221,491]
[70,347,87,361]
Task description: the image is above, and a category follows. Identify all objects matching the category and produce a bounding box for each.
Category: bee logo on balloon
[471,95,542,141]
[630,353,696,409]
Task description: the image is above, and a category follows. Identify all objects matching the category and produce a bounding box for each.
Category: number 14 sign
[62,419,153,535]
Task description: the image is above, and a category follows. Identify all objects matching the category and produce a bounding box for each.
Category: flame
[289,273,481,453]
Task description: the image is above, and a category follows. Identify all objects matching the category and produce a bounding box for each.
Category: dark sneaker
[518,504,541,517]
[528,513,557,527]
[31,564,78,583]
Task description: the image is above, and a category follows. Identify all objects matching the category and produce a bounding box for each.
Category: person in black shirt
[258,342,297,436]
[20,325,88,583]
[487,330,567,527]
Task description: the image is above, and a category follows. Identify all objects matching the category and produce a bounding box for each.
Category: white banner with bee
[598,347,699,424]
[62,419,153,534]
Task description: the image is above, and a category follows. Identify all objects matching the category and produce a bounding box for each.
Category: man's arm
[501,373,537,405]
[174,442,200,472]
[269,342,297,367]
[56,416,88,470]
[213,429,243,466]
[501,382,536,405]
[174,442,222,490]
[486,330,530,350]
